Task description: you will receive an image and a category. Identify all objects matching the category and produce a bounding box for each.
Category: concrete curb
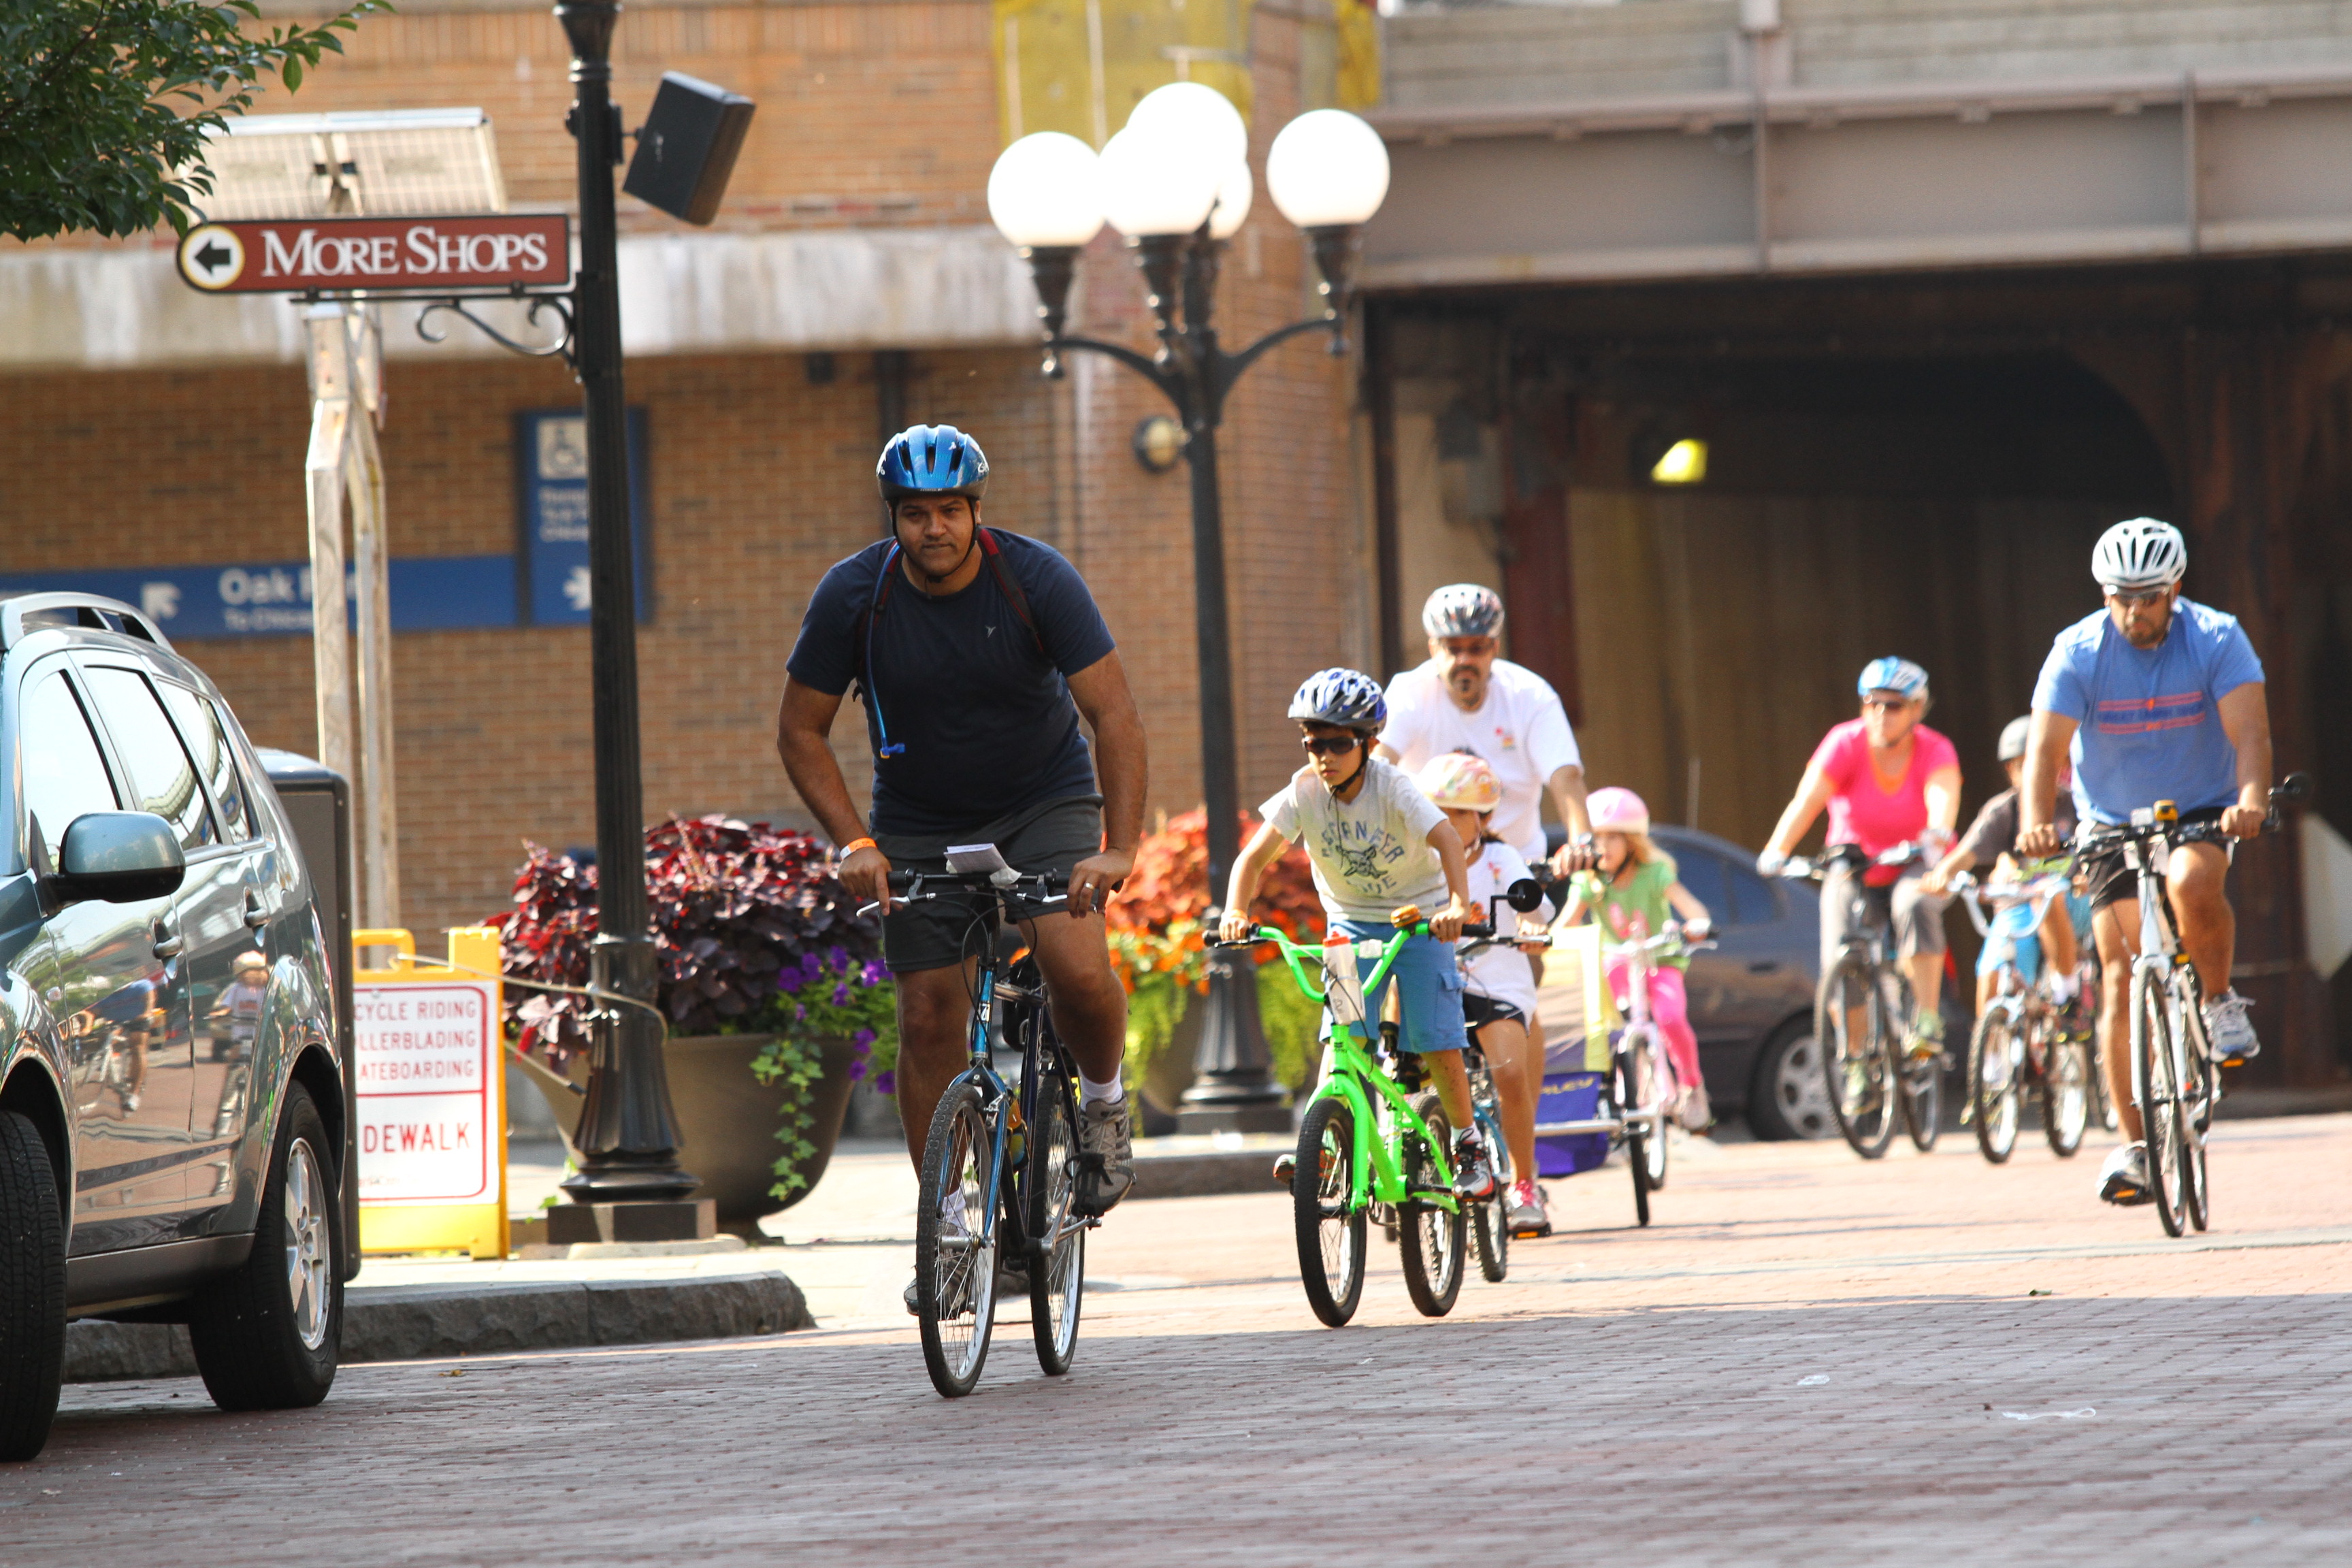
[65,1271,814,1384]
[1132,1147,1286,1200]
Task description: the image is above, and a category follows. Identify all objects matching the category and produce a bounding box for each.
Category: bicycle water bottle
[1322,932,1367,1032]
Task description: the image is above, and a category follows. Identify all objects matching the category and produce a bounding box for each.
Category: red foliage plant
[496,815,883,1068]
[1106,808,1324,941]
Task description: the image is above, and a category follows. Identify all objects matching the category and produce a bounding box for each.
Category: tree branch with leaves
[0,0,389,243]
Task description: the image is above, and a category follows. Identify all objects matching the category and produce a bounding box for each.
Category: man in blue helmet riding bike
[2016,517,2273,1207]
[777,426,1150,1288]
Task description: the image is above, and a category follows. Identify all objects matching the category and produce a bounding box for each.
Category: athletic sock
[1079,1071,1124,1108]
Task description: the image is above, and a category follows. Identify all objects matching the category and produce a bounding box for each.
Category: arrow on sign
[193,240,234,275]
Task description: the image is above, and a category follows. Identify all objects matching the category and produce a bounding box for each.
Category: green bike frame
[1249,923,1460,1216]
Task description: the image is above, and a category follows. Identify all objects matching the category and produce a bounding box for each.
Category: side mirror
[2276,772,2314,805]
[1504,877,1546,913]
[52,813,184,904]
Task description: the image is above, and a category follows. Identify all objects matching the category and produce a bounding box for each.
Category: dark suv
[0,593,348,1460]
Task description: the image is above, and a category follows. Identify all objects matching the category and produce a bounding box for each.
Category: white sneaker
[2203,991,2259,1065]
[2098,1141,2153,1207]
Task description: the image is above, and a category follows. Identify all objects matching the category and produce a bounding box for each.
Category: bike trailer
[1535,1070,1610,1177]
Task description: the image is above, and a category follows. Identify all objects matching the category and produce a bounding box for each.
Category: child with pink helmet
[1556,787,1716,1131]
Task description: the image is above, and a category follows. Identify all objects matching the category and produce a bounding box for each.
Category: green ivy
[745,953,899,1204]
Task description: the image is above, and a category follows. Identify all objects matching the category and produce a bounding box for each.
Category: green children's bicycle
[1219,910,1492,1327]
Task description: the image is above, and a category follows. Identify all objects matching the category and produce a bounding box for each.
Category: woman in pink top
[1757,658,1965,1060]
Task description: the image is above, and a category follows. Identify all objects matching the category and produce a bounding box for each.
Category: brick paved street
[12,1115,2352,1566]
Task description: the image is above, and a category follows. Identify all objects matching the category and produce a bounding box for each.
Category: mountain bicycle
[1950,865,2093,1163]
[1779,843,1943,1158]
[1220,911,1477,1328]
[2076,774,2308,1237]
[860,848,1094,1397]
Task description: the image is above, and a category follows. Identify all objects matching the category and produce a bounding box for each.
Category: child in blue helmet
[1218,668,1493,1198]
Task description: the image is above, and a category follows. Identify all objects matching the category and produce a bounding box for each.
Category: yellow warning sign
[353,927,508,1260]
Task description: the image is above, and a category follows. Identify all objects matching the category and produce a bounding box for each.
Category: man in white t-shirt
[1378,584,1596,875]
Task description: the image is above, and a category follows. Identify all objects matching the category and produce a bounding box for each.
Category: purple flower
[832,981,851,1007]
[862,960,888,986]
[871,1069,896,1096]
[851,1027,877,1049]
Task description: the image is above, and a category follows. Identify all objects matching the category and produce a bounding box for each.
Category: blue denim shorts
[1978,901,2042,981]
[1320,923,1468,1056]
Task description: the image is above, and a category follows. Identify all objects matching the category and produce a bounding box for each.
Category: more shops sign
[0,557,518,638]
[175,214,571,295]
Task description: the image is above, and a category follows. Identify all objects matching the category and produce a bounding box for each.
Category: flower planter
[515,1033,860,1230]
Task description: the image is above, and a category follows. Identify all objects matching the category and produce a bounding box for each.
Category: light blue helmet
[1857,657,1929,701]
[877,423,988,502]
[1288,668,1388,732]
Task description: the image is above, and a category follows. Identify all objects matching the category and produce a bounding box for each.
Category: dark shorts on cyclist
[2077,804,2227,913]
[872,794,1103,973]
[1462,993,1525,1032]
[1818,860,1950,975]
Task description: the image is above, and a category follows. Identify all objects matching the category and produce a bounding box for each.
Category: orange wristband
[838,837,877,860]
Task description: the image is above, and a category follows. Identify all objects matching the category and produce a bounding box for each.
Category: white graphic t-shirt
[1462,838,1553,1016]
[1380,657,1582,865]
[1260,757,1449,926]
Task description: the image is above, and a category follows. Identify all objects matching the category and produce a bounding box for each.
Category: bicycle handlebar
[2073,774,2311,856]
[855,868,1068,918]
[1777,840,1929,882]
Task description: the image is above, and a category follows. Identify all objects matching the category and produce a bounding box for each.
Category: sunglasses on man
[1300,734,1362,757]
[2102,585,2172,609]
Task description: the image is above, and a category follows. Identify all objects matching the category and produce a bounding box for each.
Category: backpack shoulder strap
[851,542,902,697]
[975,527,1046,656]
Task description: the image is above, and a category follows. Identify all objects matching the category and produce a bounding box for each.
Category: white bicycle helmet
[1422,584,1504,640]
[2092,517,2186,591]
[1997,715,2031,763]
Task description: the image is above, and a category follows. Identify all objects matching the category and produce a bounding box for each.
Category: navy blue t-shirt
[786,529,1116,836]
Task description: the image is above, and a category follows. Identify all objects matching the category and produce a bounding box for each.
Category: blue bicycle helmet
[877,423,989,502]
[1288,668,1388,732]
[1857,656,1930,701]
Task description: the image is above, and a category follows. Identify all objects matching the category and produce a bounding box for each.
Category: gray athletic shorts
[873,794,1105,974]
[1819,861,1950,975]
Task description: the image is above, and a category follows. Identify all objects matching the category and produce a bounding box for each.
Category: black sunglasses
[1301,734,1361,757]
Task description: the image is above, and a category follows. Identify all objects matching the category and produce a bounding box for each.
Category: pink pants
[1605,960,1703,1094]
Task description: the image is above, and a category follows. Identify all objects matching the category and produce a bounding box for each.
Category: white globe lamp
[1207,161,1253,240]
[986,131,1105,249]
[1097,127,1222,238]
[1126,82,1251,177]
[1265,108,1390,229]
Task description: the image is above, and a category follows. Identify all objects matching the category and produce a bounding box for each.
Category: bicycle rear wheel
[2042,1026,2091,1159]
[1468,1084,1509,1283]
[2134,973,2189,1238]
[1970,1007,2021,1164]
[915,1081,997,1396]
[1026,1056,1084,1375]
[1399,1093,1465,1317]
[1818,958,1897,1159]
[1886,970,1940,1152]
[2180,1004,2215,1233]
[1293,1095,1367,1327]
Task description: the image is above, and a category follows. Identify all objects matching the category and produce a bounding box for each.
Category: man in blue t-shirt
[2018,517,2274,1207]
[778,425,1148,1254]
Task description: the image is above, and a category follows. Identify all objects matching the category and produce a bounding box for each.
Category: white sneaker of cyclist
[2046,971,2078,1006]
[2203,990,2260,1064]
[2097,1141,2154,1207]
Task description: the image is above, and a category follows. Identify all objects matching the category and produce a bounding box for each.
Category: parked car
[0,593,348,1460]
[1548,823,1831,1141]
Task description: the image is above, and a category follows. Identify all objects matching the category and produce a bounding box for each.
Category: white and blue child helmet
[1857,657,1930,702]
[1289,668,1388,733]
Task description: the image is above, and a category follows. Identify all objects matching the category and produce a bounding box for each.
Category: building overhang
[1362,62,2352,291]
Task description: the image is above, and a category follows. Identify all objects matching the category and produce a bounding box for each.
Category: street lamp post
[552,0,698,1211]
[988,93,1391,1131]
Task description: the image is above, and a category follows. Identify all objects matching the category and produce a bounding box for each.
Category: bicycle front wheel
[1818,958,1897,1159]
[1970,1007,2021,1164]
[1293,1095,1367,1327]
[1620,1030,1668,1224]
[2134,972,2189,1238]
[1026,1058,1084,1375]
[2042,1026,2091,1158]
[1469,1099,1509,1284]
[915,1081,997,1397]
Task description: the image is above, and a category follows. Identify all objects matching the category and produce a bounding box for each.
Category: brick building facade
[0,0,1371,935]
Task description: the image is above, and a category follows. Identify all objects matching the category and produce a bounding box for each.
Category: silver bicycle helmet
[1997,715,2031,763]
[1421,584,1504,640]
[2091,518,2186,591]
[1288,668,1387,732]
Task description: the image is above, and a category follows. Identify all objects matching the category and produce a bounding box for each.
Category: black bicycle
[1780,842,1943,1159]
[2076,774,2308,1237]
[862,847,1094,1397]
